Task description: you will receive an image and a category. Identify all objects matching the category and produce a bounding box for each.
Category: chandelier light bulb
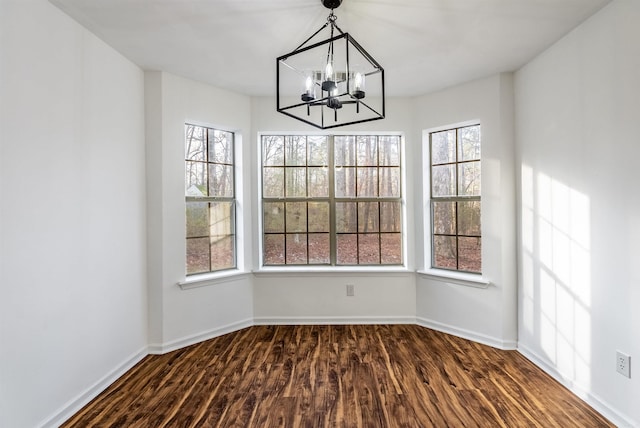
[353,71,365,99]
[325,62,334,81]
[355,72,363,90]
[301,74,315,101]
[328,86,342,109]
[322,61,337,92]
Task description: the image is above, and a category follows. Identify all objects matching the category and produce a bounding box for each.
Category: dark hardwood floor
[62,324,613,427]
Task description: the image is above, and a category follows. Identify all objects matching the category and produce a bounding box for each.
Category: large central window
[261,135,403,266]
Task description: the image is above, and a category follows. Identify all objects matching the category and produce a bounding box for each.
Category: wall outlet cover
[616,351,631,378]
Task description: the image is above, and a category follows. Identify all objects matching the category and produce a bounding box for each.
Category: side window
[429,125,481,273]
[185,124,236,275]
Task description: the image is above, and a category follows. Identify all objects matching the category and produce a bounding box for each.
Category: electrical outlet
[346,284,355,297]
[616,351,631,378]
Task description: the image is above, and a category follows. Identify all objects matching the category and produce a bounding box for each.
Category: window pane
[381,233,402,264]
[459,237,481,272]
[210,235,234,270]
[263,234,285,265]
[186,237,210,274]
[285,167,306,197]
[356,136,377,166]
[336,202,357,233]
[458,161,480,196]
[263,167,284,198]
[208,130,233,164]
[432,201,456,235]
[335,136,355,166]
[431,130,456,165]
[185,161,207,196]
[433,235,457,269]
[337,234,358,264]
[308,136,328,166]
[380,201,401,232]
[186,202,208,238]
[379,136,400,166]
[309,233,330,264]
[209,202,234,236]
[432,164,456,197]
[308,202,329,232]
[358,202,379,233]
[285,136,306,166]
[357,167,378,197]
[185,125,206,161]
[308,167,328,198]
[209,164,233,197]
[458,201,481,236]
[458,125,481,162]
[358,234,380,264]
[286,233,307,264]
[263,202,284,233]
[285,202,307,233]
[263,136,284,166]
[378,167,400,197]
[335,167,356,197]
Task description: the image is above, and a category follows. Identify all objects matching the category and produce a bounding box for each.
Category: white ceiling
[50,0,611,97]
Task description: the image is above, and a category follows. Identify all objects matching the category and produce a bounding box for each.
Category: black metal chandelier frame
[276,0,385,129]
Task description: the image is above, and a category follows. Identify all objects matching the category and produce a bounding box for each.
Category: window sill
[416,269,490,289]
[178,270,252,290]
[253,266,411,277]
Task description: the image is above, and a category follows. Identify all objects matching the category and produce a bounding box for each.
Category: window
[185,124,236,275]
[429,125,481,273]
[261,134,403,266]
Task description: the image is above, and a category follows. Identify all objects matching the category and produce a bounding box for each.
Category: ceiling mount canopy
[276,0,385,129]
[322,0,342,9]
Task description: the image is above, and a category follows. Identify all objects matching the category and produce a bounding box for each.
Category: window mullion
[455,128,460,270]
[328,135,337,265]
[305,136,310,264]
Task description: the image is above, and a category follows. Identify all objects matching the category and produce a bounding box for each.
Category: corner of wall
[144,70,165,346]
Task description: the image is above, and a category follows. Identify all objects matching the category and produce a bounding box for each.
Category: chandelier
[276,0,385,129]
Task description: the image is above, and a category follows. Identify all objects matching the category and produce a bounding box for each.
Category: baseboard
[416,316,518,350]
[38,346,148,428]
[148,318,254,354]
[253,315,416,325]
[518,344,636,428]
[41,320,632,428]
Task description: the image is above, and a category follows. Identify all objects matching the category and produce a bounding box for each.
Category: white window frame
[419,122,490,288]
[257,132,408,273]
[180,122,247,289]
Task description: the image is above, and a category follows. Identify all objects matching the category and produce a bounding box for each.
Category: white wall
[5,0,631,424]
[515,1,640,425]
[145,72,254,351]
[0,1,147,427]
[413,74,518,349]
[250,97,418,323]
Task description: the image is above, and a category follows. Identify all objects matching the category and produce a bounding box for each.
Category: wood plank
[61,325,614,427]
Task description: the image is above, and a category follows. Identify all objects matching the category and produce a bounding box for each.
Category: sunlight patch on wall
[520,163,592,391]
[520,165,535,336]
